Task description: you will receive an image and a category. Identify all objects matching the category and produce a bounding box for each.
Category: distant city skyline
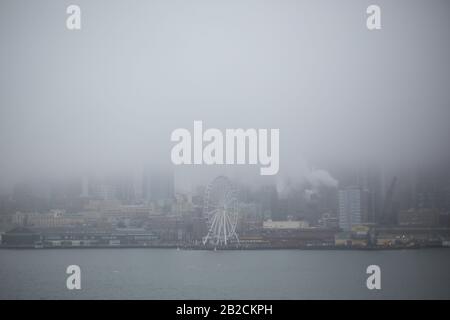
[1,0,450,194]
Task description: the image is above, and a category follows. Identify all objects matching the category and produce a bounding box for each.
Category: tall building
[81,176,89,198]
[92,183,117,201]
[357,166,383,224]
[258,185,279,220]
[338,187,362,231]
[143,168,174,203]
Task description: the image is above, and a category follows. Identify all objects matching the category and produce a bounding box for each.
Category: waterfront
[0,248,449,299]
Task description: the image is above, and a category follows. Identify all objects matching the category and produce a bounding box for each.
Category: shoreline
[0,244,447,251]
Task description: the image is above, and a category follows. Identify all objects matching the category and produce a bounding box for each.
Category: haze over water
[1,249,449,299]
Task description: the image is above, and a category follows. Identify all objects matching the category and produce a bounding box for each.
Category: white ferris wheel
[202,176,239,246]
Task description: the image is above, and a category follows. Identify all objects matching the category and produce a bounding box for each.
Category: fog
[1,0,449,192]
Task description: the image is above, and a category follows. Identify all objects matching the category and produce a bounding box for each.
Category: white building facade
[338,187,362,231]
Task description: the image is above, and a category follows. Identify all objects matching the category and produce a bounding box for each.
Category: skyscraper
[338,187,362,231]
[143,167,175,203]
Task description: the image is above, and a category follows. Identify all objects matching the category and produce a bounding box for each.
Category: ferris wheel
[202,176,239,246]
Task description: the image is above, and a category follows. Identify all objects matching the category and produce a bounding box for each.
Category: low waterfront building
[263,220,309,229]
[376,236,399,247]
[398,208,440,227]
[319,213,339,229]
[1,226,159,247]
[11,210,84,228]
[261,227,335,247]
[334,232,368,247]
[374,226,450,247]
[238,236,270,246]
[1,227,42,246]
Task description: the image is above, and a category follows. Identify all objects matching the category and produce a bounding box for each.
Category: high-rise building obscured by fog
[358,167,383,224]
[143,168,174,203]
[258,185,279,220]
[339,187,362,231]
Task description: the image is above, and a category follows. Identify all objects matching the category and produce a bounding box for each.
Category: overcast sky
[0,0,449,192]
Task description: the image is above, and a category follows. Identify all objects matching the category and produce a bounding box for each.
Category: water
[0,248,449,299]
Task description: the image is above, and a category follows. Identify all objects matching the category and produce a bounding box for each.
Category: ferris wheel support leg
[214,214,220,245]
[223,212,227,245]
[204,211,219,245]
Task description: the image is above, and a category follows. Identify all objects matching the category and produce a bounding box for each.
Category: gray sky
[1,0,449,191]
